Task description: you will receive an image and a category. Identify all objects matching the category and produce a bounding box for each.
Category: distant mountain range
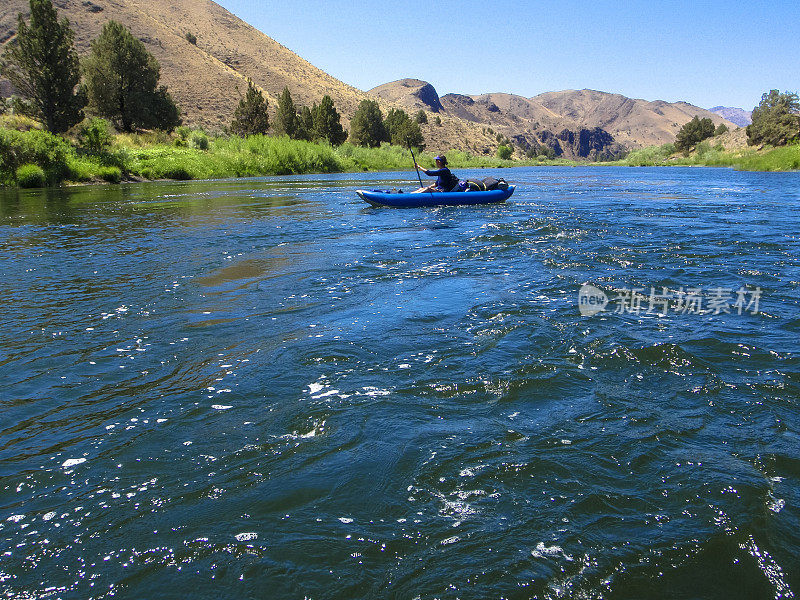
[709,106,752,127]
[1,0,738,157]
[371,80,735,158]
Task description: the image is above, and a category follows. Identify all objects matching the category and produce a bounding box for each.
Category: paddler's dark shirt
[421,167,454,190]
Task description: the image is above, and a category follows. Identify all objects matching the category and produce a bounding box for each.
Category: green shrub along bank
[2,126,798,187]
[614,141,800,172]
[16,164,46,188]
[0,127,525,187]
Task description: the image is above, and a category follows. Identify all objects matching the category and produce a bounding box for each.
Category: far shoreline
[2,126,798,191]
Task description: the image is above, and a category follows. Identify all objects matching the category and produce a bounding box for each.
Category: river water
[1,167,799,599]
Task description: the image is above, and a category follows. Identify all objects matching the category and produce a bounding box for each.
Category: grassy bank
[3,122,798,188]
[0,124,530,188]
[614,141,800,171]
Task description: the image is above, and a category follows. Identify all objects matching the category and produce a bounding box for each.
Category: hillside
[1,0,371,131]
[532,90,733,148]
[2,0,735,158]
[374,81,733,147]
[0,0,499,154]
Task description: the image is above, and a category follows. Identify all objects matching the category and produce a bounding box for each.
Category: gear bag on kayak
[465,176,509,191]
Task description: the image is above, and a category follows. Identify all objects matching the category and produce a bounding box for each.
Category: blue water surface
[1,166,799,599]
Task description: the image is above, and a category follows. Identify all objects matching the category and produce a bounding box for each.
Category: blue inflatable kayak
[357,185,515,208]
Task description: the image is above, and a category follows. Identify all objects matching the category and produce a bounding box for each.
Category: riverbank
[2,123,798,189]
[0,124,533,188]
[610,140,800,171]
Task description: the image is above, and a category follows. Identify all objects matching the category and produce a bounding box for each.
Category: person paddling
[413,155,460,193]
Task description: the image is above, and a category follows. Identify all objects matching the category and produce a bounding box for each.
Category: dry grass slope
[1,1,735,154]
[0,0,498,153]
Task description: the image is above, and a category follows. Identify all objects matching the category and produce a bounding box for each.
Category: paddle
[408,141,433,198]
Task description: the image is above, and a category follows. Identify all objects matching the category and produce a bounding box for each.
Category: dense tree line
[349,100,424,149]
[242,86,348,145]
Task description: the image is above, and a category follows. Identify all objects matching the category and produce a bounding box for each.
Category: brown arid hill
[711,126,749,151]
[439,89,736,149]
[1,1,733,157]
[1,0,371,130]
[532,90,734,148]
[0,0,498,154]
[371,79,737,154]
[369,79,444,114]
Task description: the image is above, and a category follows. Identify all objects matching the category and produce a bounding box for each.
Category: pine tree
[274,87,299,138]
[746,90,800,147]
[230,79,269,136]
[349,99,387,147]
[394,119,424,149]
[0,0,85,133]
[297,105,314,141]
[312,95,347,145]
[384,108,424,149]
[675,116,715,152]
[82,21,180,132]
[384,108,408,139]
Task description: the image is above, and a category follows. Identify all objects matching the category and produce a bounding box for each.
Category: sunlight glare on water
[1,167,799,599]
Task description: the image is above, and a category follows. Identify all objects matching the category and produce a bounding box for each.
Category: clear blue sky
[216,0,798,110]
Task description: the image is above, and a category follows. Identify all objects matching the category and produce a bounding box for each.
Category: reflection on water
[1,167,799,599]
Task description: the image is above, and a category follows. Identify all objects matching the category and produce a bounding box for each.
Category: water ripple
[1,168,799,598]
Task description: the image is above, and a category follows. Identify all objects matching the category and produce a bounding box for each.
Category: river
[1,167,799,599]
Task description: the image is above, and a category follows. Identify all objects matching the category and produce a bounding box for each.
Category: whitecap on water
[235,532,257,542]
[531,541,573,561]
[766,492,785,513]
[212,405,233,410]
[61,458,86,468]
[441,536,460,545]
[312,389,341,399]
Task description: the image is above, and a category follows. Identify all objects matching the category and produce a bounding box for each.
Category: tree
[0,0,85,133]
[82,21,180,132]
[230,79,269,136]
[312,95,347,145]
[78,117,112,153]
[384,108,423,149]
[415,110,428,124]
[675,116,715,152]
[715,123,729,136]
[746,90,800,147]
[497,144,513,160]
[393,119,424,149]
[274,87,299,138]
[349,99,387,147]
[297,105,314,141]
[384,108,407,138]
